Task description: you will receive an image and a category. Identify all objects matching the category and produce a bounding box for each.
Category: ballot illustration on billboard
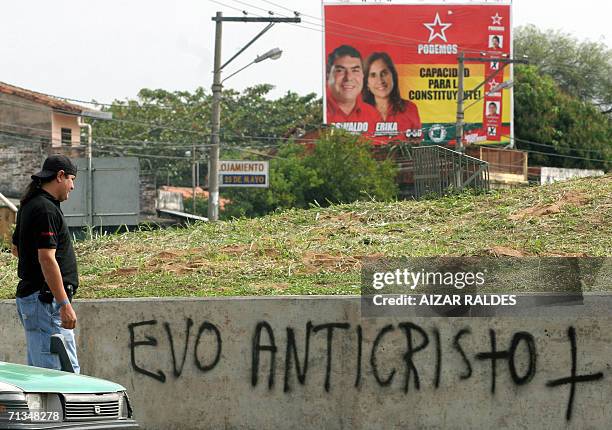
[323,1,512,146]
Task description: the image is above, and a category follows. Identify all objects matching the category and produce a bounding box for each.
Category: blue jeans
[15,292,80,374]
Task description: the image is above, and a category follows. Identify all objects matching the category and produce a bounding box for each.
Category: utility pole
[207,12,301,221]
[209,12,223,221]
[455,53,528,154]
[192,140,197,214]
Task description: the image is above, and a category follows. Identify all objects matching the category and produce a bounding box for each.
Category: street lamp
[255,47,282,62]
[460,80,515,114]
[208,11,299,222]
[487,79,514,96]
[221,48,283,84]
[456,53,527,152]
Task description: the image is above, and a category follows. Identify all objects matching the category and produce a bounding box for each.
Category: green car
[0,361,139,429]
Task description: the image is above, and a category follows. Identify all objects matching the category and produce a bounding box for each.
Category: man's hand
[38,248,77,329]
[11,245,18,258]
[60,303,77,330]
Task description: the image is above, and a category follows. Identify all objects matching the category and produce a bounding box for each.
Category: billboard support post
[456,52,466,154]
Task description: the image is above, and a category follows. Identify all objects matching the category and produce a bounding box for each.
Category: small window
[61,128,72,146]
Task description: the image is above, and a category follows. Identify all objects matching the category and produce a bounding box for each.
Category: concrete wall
[0,93,52,197]
[0,296,611,429]
[541,167,605,185]
[140,173,157,215]
[156,189,184,211]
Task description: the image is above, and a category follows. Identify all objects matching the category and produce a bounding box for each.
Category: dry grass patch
[0,174,610,299]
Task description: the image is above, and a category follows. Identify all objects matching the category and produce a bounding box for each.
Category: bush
[188,131,399,219]
[302,130,398,205]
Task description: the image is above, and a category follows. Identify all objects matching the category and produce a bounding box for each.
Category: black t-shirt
[12,190,79,297]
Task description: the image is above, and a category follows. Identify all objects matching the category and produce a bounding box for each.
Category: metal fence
[61,157,140,227]
[413,145,490,198]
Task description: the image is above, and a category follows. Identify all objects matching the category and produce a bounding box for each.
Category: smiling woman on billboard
[363,52,423,143]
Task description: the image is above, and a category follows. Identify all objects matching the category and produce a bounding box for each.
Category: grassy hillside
[1,175,610,299]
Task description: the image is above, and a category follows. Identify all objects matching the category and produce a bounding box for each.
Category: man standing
[326,44,377,134]
[11,155,80,373]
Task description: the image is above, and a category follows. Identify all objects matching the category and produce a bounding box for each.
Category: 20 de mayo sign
[219,160,269,188]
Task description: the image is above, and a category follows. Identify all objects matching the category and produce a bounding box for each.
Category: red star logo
[424,13,453,43]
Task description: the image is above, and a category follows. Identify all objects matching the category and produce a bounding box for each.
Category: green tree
[215,147,319,219]
[90,85,322,186]
[514,64,611,169]
[514,25,612,113]
[215,131,398,219]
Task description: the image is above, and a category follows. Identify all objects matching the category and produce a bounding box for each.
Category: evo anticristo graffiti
[1,297,611,429]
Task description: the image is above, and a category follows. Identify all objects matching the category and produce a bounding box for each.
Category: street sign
[218,160,269,188]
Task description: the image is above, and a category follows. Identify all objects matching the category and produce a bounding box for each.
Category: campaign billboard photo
[323,1,513,146]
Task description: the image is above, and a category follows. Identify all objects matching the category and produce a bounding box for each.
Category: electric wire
[2,112,607,164]
[2,86,608,164]
[3,124,607,165]
[217,0,511,56]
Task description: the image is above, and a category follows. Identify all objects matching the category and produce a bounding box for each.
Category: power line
[3,110,606,162]
[212,0,429,50]
[0,125,208,149]
[0,121,206,147]
[236,0,427,45]
[0,122,291,149]
[219,0,510,56]
[5,125,606,165]
[3,86,212,112]
[0,97,315,143]
[0,129,285,153]
[94,148,200,160]
[259,0,315,19]
[96,146,277,160]
[0,98,303,145]
[2,98,605,159]
[510,136,609,155]
[516,149,608,164]
[40,96,198,111]
[519,148,608,163]
[3,122,606,166]
[0,98,212,136]
[2,85,607,163]
[0,121,50,134]
[507,140,608,163]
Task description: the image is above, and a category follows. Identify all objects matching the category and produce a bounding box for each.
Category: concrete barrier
[1,296,611,429]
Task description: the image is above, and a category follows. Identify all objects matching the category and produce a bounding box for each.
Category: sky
[1,0,609,104]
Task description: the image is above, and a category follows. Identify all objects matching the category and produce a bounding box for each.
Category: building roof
[0,81,86,114]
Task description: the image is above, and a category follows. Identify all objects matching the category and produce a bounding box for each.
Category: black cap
[32,155,78,180]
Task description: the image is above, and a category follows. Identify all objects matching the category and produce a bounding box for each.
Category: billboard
[323,1,512,146]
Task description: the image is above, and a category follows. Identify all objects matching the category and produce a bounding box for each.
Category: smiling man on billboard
[325,44,377,134]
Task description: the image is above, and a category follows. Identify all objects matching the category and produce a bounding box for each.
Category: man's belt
[38,282,75,304]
